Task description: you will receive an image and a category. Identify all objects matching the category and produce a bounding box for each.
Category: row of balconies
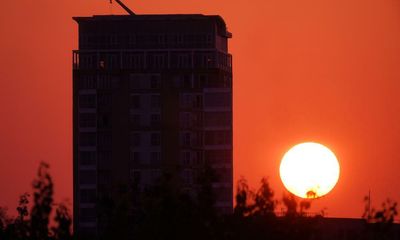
[73,50,232,72]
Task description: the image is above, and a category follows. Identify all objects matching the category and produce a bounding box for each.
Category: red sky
[1,0,400,218]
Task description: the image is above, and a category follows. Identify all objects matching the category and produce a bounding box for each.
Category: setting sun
[280,142,340,199]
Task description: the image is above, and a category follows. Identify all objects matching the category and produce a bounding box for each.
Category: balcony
[73,49,232,72]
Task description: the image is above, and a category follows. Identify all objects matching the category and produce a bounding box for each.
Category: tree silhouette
[282,192,312,217]
[4,161,400,240]
[363,196,398,240]
[233,177,251,218]
[252,177,275,217]
[282,193,298,217]
[0,207,9,239]
[0,162,72,240]
[52,202,72,240]
[30,162,54,240]
[17,193,30,222]
[14,193,30,239]
[280,192,318,240]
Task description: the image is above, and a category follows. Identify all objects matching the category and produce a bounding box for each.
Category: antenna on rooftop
[110,0,135,15]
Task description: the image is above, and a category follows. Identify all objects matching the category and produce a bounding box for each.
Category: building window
[180,112,191,128]
[130,54,144,69]
[206,34,213,44]
[79,151,96,166]
[183,112,191,128]
[182,169,193,185]
[131,170,141,184]
[79,75,96,89]
[130,132,141,147]
[97,93,112,108]
[215,186,232,202]
[130,74,143,89]
[79,113,96,128]
[79,133,96,147]
[194,52,215,68]
[150,132,161,146]
[199,75,207,87]
[80,54,96,69]
[79,170,96,184]
[181,151,191,166]
[183,75,191,88]
[150,169,162,182]
[97,114,110,129]
[130,114,141,127]
[175,34,184,45]
[171,53,191,68]
[80,189,96,204]
[79,94,96,108]
[97,75,113,89]
[99,53,119,69]
[109,35,119,48]
[205,150,232,164]
[150,114,161,127]
[80,207,96,223]
[130,95,141,109]
[130,151,141,166]
[150,75,160,89]
[180,94,192,108]
[128,35,136,47]
[204,112,231,127]
[204,92,231,108]
[204,131,231,145]
[192,151,203,165]
[157,34,167,45]
[98,170,111,185]
[182,132,191,146]
[97,132,112,148]
[130,74,158,89]
[149,53,167,69]
[150,95,161,109]
[178,53,191,68]
[194,95,203,108]
[180,94,202,108]
[216,75,232,88]
[125,53,144,69]
[98,151,112,169]
[151,152,161,165]
[215,168,232,183]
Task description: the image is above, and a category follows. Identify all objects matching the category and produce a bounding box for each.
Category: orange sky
[1,0,400,218]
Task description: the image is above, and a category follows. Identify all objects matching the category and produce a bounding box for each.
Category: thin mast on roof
[110,0,135,15]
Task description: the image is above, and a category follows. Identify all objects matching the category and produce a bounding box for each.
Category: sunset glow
[280,142,340,199]
[2,0,400,219]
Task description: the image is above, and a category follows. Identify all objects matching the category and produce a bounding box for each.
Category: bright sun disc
[279,142,340,199]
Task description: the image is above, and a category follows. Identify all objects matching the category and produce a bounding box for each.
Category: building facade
[73,14,233,236]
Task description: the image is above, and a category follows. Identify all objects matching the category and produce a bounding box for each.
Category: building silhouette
[73,10,232,237]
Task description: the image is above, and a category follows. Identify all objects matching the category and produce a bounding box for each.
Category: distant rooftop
[73,14,232,38]
[73,14,227,26]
